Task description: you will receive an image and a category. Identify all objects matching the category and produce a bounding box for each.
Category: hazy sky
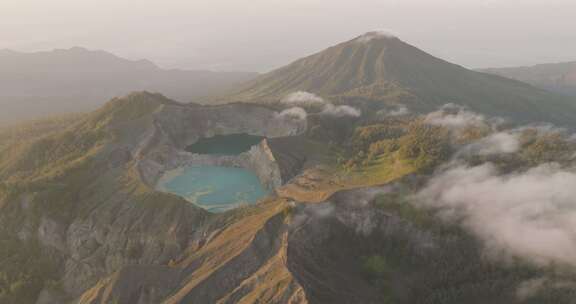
[2,0,576,72]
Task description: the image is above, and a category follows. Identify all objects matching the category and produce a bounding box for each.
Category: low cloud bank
[290,203,336,229]
[320,104,361,118]
[377,105,410,118]
[281,91,361,118]
[357,29,397,43]
[459,131,521,156]
[387,105,410,116]
[281,91,326,107]
[425,104,487,129]
[276,107,307,120]
[289,186,395,236]
[416,163,576,267]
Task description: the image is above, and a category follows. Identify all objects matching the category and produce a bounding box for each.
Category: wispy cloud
[425,104,487,129]
[320,103,362,117]
[416,162,576,267]
[377,105,410,117]
[357,29,397,43]
[276,107,308,120]
[281,91,362,118]
[459,131,520,156]
[281,91,326,107]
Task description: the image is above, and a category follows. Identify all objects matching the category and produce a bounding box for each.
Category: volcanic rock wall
[137,102,306,193]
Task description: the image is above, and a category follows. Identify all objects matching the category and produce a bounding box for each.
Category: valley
[481,61,576,97]
[0,47,257,124]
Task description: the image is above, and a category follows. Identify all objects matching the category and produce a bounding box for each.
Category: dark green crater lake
[186,133,265,155]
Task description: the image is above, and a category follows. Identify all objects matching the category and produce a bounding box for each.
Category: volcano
[232,31,576,127]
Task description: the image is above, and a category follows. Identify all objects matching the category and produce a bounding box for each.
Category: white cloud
[276,107,307,120]
[416,163,576,267]
[377,105,410,117]
[425,104,486,129]
[388,105,409,116]
[281,91,326,107]
[320,104,362,117]
[460,131,520,156]
[281,91,361,118]
[290,203,335,229]
[357,29,397,43]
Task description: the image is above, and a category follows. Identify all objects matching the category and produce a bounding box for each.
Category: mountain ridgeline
[2,32,576,304]
[232,32,576,128]
[0,47,257,125]
[481,61,576,97]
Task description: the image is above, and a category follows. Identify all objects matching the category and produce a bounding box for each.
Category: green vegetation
[362,255,390,278]
[360,190,576,303]
[0,237,58,304]
[0,114,83,152]
[396,123,451,170]
[519,130,575,165]
[0,92,180,303]
[374,192,432,228]
[1,83,576,304]
[231,33,576,127]
[341,121,451,175]
[305,114,359,145]
[351,120,408,152]
[0,92,168,186]
[462,127,576,172]
[481,62,576,97]
[88,91,168,126]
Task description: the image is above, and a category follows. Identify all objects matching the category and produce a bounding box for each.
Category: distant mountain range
[231,32,576,127]
[480,61,576,97]
[3,33,576,304]
[0,47,257,124]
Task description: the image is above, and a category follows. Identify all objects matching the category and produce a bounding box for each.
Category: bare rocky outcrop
[75,199,309,304]
[0,94,313,304]
[69,184,438,304]
[144,139,283,193]
[77,265,183,304]
[0,92,284,304]
[137,102,307,193]
[153,103,306,149]
[55,100,308,301]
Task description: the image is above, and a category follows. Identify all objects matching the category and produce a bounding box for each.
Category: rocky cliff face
[11,93,560,304]
[75,199,308,304]
[61,100,307,301]
[0,93,311,304]
[66,184,449,304]
[150,139,283,193]
[286,187,438,304]
[136,102,306,194]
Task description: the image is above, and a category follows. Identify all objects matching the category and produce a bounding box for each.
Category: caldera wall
[136,102,306,196]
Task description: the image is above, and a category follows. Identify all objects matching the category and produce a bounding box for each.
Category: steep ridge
[231,32,576,127]
[0,92,310,303]
[163,200,301,304]
[76,199,307,304]
[2,90,576,303]
[5,34,576,304]
[285,186,536,304]
[480,61,576,97]
[0,47,257,124]
[74,180,576,303]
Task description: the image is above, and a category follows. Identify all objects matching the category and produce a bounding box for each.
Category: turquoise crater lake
[158,166,269,213]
